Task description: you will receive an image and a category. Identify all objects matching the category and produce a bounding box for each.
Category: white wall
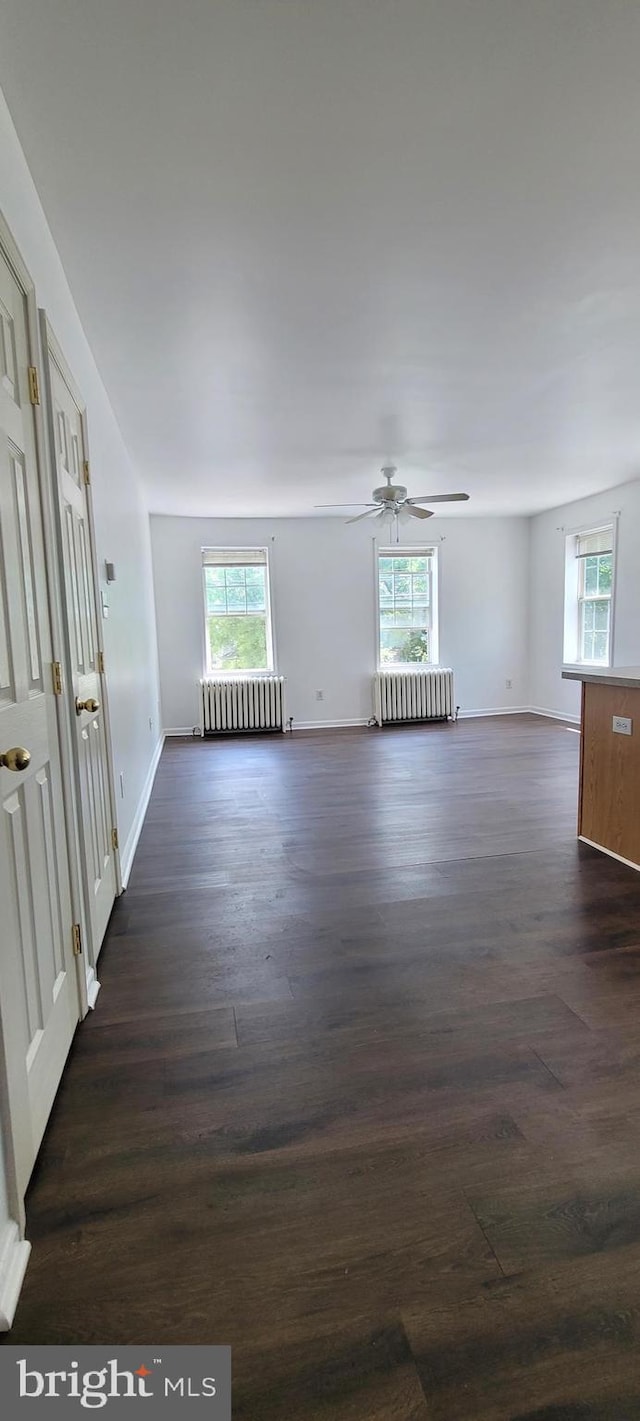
[151,513,530,731]
[0,87,161,865]
[0,84,160,1311]
[529,477,640,720]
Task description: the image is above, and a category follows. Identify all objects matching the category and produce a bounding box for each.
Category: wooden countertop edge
[562,667,640,689]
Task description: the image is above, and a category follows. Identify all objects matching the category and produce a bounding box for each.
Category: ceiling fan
[315,466,470,523]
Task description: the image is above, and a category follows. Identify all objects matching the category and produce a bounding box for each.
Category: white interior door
[0,238,79,1200]
[46,337,118,968]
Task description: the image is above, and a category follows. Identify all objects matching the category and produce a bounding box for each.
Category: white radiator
[200,677,286,734]
[373,668,454,724]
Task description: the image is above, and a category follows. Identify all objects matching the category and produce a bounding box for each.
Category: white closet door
[0,243,78,1198]
[47,342,117,967]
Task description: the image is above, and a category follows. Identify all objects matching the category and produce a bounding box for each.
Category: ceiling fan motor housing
[373,482,408,505]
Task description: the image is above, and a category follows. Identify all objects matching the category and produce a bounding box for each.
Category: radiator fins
[373,669,454,724]
[200,677,286,734]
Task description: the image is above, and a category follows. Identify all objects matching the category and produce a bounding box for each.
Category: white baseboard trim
[120,734,165,888]
[167,708,581,735]
[86,968,101,1010]
[579,836,640,873]
[0,1220,31,1331]
[529,706,581,725]
[290,717,369,731]
[457,706,532,719]
[166,720,369,735]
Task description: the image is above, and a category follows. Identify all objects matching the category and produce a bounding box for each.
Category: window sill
[562,660,611,672]
[377,663,440,672]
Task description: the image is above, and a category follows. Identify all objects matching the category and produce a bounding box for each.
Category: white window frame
[562,521,617,669]
[202,546,276,676]
[375,544,439,670]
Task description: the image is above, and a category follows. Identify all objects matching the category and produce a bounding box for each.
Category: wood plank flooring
[8,714,640,1418]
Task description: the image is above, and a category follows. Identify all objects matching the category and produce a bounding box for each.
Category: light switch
[612,716,632,735]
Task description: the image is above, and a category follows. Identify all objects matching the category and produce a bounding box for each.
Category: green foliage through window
[204,563,270,671]
[579,552,612,664]
[378,552,433,664]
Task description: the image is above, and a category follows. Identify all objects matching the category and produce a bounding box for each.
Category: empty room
[2,2,640,1417]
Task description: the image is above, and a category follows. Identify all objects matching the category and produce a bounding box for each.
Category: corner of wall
[524,509,535,710]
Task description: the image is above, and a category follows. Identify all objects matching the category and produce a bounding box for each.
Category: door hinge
[28,366,40,405]
[97,650,105,674]
[52,661,63,695]
[83,460,91,485]
[111,826,119,851]
[72,923,82,957]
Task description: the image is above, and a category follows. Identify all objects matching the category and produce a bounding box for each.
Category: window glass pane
[226,587,246,613]
[378,551,434,664]
[207,614,267,671]
[205,565,268,617]
[593,629,608,660]
[205,581,226,613]
[583,557,599,596]
[246,580,266,611]
[203,554,272,672]
[594,600,609,631]
[597,554,612,594]
[380,628,430,663]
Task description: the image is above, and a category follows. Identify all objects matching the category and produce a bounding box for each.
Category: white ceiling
[2,0,640,517]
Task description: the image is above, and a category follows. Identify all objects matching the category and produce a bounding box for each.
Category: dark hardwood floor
[8,714,640,1418]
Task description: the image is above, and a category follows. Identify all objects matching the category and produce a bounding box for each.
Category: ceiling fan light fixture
[318,467,469,525]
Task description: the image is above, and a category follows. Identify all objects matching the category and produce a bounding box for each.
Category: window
[202,548,274,674]
[377,548,438,666]
[563,525,614,666]
[576,528,613,664]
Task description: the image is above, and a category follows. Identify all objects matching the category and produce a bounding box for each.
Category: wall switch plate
[612,716,632,735]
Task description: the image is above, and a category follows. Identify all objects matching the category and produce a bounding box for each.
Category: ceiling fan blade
[346,507,380,523]
[407,493,469,504]
[315,502,377,509]
[406,504,434,519]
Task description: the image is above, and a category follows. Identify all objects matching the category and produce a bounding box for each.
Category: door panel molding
[0,212,80,1248]
[39,314,121,994]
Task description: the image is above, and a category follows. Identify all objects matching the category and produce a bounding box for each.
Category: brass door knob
[0,746,31,772]
[75,697,100,716]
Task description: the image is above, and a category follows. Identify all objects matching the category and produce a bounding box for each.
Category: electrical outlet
[316,690,324,701]
[505,679,513,690]
[612,715,632,735]
[119,771,125,798]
